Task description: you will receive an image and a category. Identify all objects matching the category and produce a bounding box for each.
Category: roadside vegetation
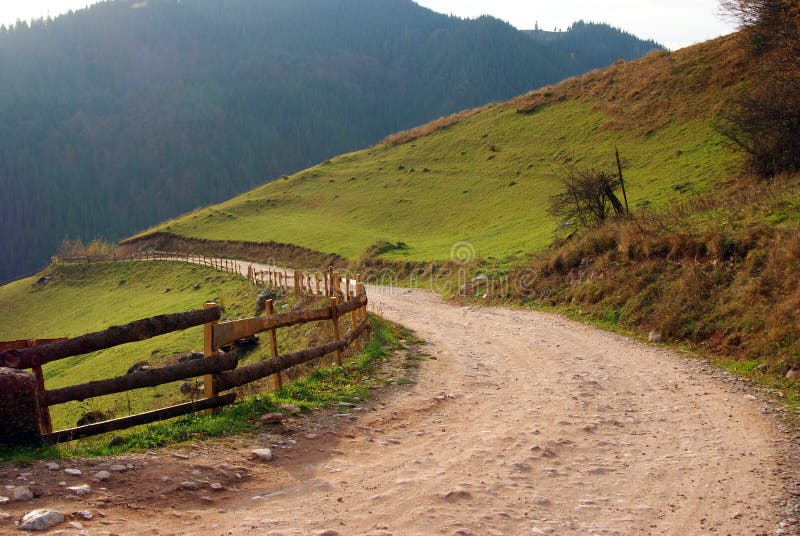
[506,173,799,371]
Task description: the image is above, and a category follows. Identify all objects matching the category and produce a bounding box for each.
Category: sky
[0,0,737,51]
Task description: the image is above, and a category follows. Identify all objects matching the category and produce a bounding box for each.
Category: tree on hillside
[719,0,800,177]
[548,167,626,231]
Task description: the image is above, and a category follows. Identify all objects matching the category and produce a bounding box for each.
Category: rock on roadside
[251,449,274,462]
[11,487,33,503]
[19,509,65,531]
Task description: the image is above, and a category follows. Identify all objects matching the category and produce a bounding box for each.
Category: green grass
[141,100,738,265]
[1,315,403,462]
[0,261,261,430]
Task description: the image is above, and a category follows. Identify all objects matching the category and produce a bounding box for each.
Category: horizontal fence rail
[44,394,237,444]
[0,267,369,445]
[41,352,239,407]
[0,308,221,370]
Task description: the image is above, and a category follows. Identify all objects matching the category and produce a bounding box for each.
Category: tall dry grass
[511,173,800,370]
[383,106,488,146]
[510,35,749,135]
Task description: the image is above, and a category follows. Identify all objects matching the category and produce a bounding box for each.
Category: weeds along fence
[0,281,368,445]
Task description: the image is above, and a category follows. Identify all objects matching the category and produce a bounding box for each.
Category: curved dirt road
[2,268,795,535]
[199,284,786,536]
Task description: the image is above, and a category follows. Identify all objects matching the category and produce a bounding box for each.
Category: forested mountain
[0,0,662,283]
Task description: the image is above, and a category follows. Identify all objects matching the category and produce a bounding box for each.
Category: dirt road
[2,272,797,535]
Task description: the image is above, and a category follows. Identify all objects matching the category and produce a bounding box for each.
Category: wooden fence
[0,276,368,444]
[54,250,360,301]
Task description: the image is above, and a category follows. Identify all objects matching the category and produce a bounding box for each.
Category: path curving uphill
[2,259,795,535]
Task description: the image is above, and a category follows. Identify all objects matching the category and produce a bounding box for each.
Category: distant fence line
[53,250,361,300]
[1,253,369,446]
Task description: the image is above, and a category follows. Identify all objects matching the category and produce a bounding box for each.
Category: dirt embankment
[119,232,347,271]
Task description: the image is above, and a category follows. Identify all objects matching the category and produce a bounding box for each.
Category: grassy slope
[0,261,260,429]
[136,36,746,265]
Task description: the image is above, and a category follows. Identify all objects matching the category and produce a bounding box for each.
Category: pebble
[534,496,551,506]
[19,509,66,531]
[73,511,93,520]
[312,530,340,536]
[252,449,274,462]
[259,412,284,424]
[92,471,111,482]
[68,484,91,496]
[441,486,472,502]
[109,464,127,472]
[45,462,60,471]
[181,481,199,490]
[513,461,532,472]
[0,497,8,505]
[11,486,34,502]
[64,468,82,476]
[171,453,190,459]
[210,483,224,491]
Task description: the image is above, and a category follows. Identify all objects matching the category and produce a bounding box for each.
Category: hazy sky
[0,0,736,50]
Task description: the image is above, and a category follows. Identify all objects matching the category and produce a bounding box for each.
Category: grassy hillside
[131,35,746,266]
[0,262,256,430]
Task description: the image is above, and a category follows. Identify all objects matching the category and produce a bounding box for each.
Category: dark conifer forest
[0,0,661,282]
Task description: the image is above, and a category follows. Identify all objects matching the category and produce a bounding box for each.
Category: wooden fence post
[358,281,367,323]
[294,271,301,297]
[203,302,219,408]
[27,340,53,434]
[330,297,343,366]
[0,368,42,446]
[265,300,282,390]
[350,277,359,326]
[315,272,321,295]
